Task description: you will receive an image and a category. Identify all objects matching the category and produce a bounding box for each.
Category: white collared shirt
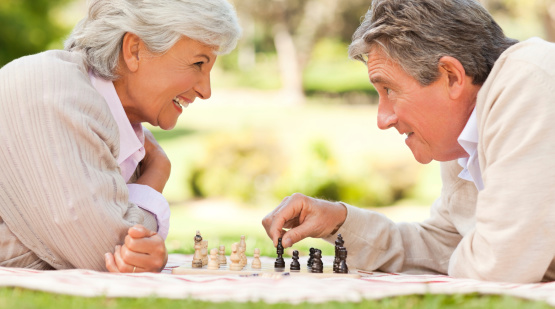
[89,72,170,239]
[457,108,484,191]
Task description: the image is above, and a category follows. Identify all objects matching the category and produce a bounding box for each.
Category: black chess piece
[290,250,301,271]
[333,234,344,272]
[337,247,349,273]
[311,249,323,273]
[274,237,286,268]
[307,247,315,268]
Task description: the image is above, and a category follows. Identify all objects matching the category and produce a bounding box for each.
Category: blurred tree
[0,0,72,67]
[234,0,370,104]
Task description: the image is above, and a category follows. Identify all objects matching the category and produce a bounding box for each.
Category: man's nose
[377,100,398,130]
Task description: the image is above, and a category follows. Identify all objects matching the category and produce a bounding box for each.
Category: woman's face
[116,36,216,130]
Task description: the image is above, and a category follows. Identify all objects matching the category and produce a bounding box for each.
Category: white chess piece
[218,245,227,265]
[207,248,220,270]
[201,240,208,266]
[229,242,242,271]
[192,231,203,268]
[251,248,261,269]
[239,235,247,267]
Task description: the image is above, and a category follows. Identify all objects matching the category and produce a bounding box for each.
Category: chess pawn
[239,235,247,267]
[290,250,300,271]
[307,247,315,268]
[218,245,227,265]
[229,242,242,271]
[201,240,208,266]
[207,248,220,270]
[311,249,323,273]
[251,248,262,269]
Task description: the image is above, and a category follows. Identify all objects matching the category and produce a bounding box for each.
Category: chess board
[172,258,361,278]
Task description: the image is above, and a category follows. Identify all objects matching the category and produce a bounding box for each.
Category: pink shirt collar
[88,72,145,182]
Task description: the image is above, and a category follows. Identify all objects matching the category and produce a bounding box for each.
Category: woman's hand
[261,193,347,248]
[136,130,171,193]
[105,224,168,273]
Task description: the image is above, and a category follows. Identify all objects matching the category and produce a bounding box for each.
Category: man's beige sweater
[0,51,157,271]
[326,38,555,283]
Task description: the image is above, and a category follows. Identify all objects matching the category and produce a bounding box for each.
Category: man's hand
[261,193,347,248]
[105,224,168,273]
[136,130,171,193]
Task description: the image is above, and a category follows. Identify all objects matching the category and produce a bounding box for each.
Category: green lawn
[0,288,551,309]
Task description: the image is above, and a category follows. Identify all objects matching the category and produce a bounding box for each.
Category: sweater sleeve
[324,160,477,274]
[448,41,555,283]
[0,51,151,271]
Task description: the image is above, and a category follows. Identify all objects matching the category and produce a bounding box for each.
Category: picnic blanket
[1,254,555,305]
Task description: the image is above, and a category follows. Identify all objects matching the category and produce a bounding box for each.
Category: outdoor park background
[1,0,554,257]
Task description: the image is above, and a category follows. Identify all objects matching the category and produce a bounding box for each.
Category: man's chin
[411,152,433,164]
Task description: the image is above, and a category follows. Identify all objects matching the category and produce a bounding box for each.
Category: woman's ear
[120,32,142,73]
[438,56,467,100]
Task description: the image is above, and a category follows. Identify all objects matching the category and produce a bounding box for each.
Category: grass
[0,288,552,309]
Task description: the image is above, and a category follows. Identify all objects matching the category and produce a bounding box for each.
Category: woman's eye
[194,62,204,68]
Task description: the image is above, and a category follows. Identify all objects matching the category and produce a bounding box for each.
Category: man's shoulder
[499,38,555,69]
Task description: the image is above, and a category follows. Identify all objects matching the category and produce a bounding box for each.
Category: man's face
[367,49,470,164]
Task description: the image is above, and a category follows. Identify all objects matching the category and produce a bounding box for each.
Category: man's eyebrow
[369,75,388,85]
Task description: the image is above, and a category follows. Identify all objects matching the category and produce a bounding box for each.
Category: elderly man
[262,0,555,283]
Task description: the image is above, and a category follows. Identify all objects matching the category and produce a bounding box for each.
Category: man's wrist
[329,202,347,235]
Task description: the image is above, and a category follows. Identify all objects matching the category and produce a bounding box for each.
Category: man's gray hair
[349,0,518,85]
[65,0,242,80]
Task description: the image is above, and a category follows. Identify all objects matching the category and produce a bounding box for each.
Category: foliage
[0,0,72,67]
[0,288,552,309]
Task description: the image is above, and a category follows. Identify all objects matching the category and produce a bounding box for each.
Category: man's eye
[194,62,204,67]
[385,87,391,95]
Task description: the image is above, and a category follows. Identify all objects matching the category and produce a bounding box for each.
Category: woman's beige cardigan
[0,50,157,271]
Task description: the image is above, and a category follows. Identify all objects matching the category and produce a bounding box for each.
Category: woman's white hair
[65,0,242,80]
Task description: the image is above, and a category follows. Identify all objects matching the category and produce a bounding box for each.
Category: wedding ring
[132,266,136,273]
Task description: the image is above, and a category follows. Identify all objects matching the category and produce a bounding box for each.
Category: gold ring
[132,266,136,273]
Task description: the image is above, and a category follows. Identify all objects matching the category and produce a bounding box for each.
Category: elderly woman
[263,0,555,283]
[0,0,241,273]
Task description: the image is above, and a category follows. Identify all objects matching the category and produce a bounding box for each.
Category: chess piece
[239,236,246,265]
[337,247,349,274]
[290,250,300,271]
[252,248,262,269]
[229,242,242,271]
[311,249,323,273]
[274,238,285,268]
[207,248,220,270]
[333,234,344,272]
[239,235,247,268]
[218,245,227,265]
[201,240,209,266]
[192,231,203,268]
[307,247,315,268]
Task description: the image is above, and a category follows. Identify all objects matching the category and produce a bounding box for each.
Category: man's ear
[438,56,467,100]
[120,32,142,73]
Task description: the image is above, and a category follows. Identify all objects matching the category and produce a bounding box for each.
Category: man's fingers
[267,193,309,246]
[282,220,316,248]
